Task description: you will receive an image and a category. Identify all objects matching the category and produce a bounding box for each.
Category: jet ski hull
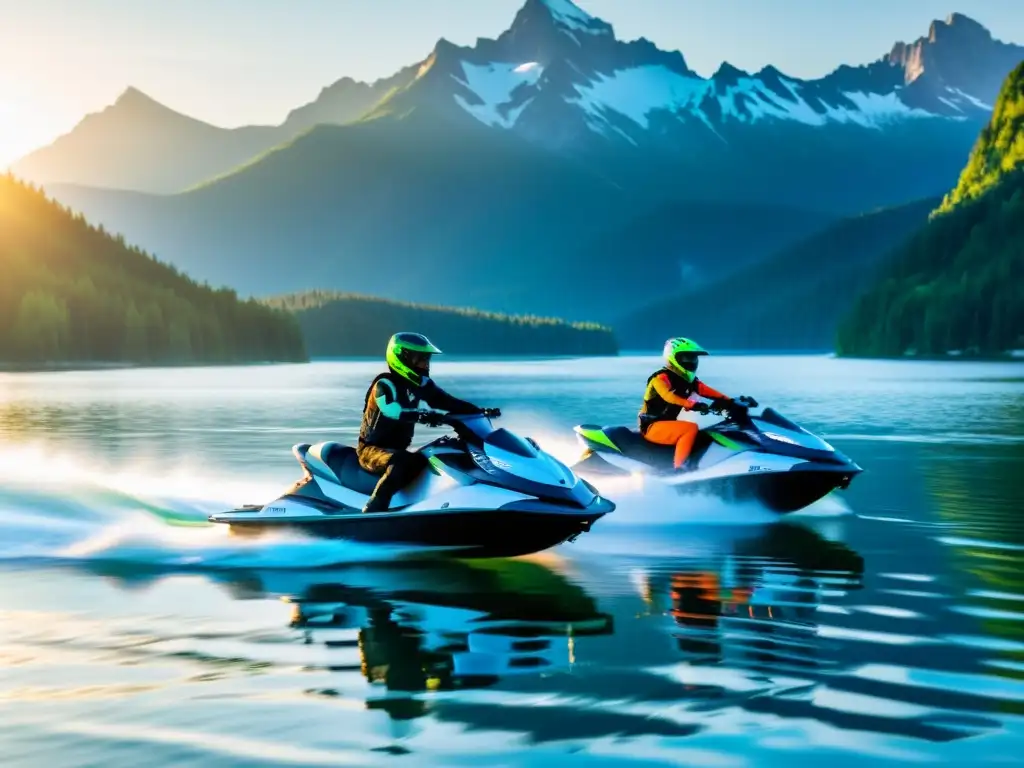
[210,497,613,558]
[573,411,862,517]
[574,453,855,513]
[670,465,858,513]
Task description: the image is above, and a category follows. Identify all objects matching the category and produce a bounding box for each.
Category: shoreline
[0,359,306,374]
[3,351,1021,374]
[835,353,1024,363]
[0,351,618,373]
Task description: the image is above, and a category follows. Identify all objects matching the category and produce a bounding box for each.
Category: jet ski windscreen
[485,429,539,458]
[759,408,805,433]
[752,418,834,453]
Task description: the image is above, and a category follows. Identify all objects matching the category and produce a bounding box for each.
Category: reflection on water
[0,357,1022,765]
[658,523,864,674]
[280,560,613,723]
[25,517,1009,754]
[927,439,1024,699]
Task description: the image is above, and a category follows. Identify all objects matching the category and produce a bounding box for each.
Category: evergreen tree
[266,291,618,357]
[838,63,1024,358]
[13,291,69,361]
[0,173,307,365]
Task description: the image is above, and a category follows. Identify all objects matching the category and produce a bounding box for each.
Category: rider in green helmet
[639,337,756,469]
[358,332,500,513]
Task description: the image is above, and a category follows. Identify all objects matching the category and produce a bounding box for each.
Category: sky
[2,0,1024,167]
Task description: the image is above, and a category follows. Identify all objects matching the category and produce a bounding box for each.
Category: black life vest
[359,372,422,449]
[638,367,697,431]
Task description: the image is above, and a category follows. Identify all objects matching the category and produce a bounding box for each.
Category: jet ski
[570,400,861,513]
[209,411,613,557]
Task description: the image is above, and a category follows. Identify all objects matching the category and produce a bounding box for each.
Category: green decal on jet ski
[579,427,620,452]
[709,431,744,451]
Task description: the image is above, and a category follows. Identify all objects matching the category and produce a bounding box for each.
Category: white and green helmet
[663,337,708,382]
[386,332,442,387]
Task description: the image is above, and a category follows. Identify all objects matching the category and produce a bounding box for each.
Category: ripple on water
[0,357,1022,765]
[851,663,1024,703]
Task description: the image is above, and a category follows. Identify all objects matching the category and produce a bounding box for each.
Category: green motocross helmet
[386,332,442,387]
[663,337,708,382]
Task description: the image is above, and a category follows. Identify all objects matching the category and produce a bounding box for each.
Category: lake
[0,355,1022,767]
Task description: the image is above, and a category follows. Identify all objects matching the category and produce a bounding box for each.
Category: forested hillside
[616,197,938,351]
[268,292,618,357]
[837,62,1024,357]
[0,174,306,365]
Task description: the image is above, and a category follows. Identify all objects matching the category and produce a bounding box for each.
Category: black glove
[418,410,445,427]
[690,402,711,415]
[725,397,757,419]
[482,407,501,418]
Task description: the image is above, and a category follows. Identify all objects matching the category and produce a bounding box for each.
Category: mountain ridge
[42,110,833,322]
[11,1,1022,200]
[615,196,941,351]
[13,0,1024,326]
[837,61,1024,357]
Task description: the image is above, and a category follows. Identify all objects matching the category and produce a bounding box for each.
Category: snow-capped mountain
[382,0,1020,152]
[885,13,1023,111]
[26,0,1024,323]
[14,0,1020,200]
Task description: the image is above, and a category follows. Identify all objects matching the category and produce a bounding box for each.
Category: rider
[639,337,754,469]
[358,332,499,513]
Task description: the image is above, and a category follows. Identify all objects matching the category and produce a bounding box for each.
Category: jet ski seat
[319,442,383,496]
[601,426,678,469]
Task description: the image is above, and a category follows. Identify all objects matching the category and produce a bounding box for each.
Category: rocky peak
[509,0,612,38]
[712,62,749,88]
[498,0,613,62]
[886,12,1020,93]
[929,13,992,45]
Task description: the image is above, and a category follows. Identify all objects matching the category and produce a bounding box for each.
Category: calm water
[0,355,1022,767]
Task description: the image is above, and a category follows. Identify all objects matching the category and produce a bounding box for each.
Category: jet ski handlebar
[417,408,501,428]
[694,395,759,418]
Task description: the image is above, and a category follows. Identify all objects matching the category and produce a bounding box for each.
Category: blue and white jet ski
[210,411,613,557]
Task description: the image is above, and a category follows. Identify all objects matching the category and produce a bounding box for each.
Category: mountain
[268,291,617,357]
[885,13,1023,111]
[9,69,420,194]
[346,1,1022,211]
[837,62,1024,358]
[436,4,1005,142]
[616,196,940,351]
[279,66,421,134]
[0,173,306,364]
[18,1,1024,322]
[44,114,653,320]
[16,2,1024,210]
[9,88,282,193]
[44,112,830,320]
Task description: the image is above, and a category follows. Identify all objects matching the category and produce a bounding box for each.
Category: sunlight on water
[0,357,1020,767]
[0,441,284,508]
[0,442,420,569]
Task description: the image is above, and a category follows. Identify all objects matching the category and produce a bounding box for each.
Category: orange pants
[644,421,698,468]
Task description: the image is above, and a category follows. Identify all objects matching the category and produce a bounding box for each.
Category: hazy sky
[2,0,1024,167]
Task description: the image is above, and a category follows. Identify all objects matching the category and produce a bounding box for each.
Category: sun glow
[0,87,62,170]
[0,98,37,170]
[0,99,19,167]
